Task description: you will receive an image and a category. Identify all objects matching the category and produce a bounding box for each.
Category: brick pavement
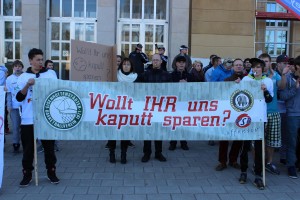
[1,135,300,200]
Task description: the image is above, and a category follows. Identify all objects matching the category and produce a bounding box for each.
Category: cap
[157,45,165,50]
[223,58,234,67]
[176,55,186,62]
[180,45,189,50]
[136,43,143,49]
[249,58,265,68]
[276,54,289,63]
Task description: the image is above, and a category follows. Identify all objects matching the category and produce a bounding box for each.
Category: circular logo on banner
[230,90,254,112]
[44,90,83,130]
[235,114,251,128]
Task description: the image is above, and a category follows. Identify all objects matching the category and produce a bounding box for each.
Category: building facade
[0,0,299,80]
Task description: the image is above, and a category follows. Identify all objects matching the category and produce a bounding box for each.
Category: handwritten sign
[70,40,117,81]
[33,79,266,141]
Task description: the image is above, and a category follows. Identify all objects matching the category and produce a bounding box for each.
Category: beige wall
[190,0,255,59]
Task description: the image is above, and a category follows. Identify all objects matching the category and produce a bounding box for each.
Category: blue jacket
[211,65,233,82]
[279,73,300,116]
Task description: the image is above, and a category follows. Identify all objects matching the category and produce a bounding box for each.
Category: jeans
[10,108,21,144]
[286,116,300,167]
[21,125,57,171]
[143,141,162,155]
[218,141,242,164]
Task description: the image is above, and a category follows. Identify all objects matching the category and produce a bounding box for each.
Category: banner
[33,79,266,141]
[0,87,5,188]
[276,0,300,20]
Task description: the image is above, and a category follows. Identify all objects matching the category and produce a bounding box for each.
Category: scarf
[117,69,137,82]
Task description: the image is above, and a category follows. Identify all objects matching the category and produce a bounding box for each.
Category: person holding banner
[240,58,273,190]
[140,53,171,162]
[6,60,24,153]
[107,57,138,164]
[16,48,59,187]
[168,55,192,151]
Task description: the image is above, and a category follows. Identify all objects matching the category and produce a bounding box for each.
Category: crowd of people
[0,44,299,190]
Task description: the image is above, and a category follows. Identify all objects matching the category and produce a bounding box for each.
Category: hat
[157,45,165,50]
[249,58,265,69]
[180,45,189,50]
[136,43,143,49]
[276,54,289,63]
[176,55,186,62]
[223,58,234,67]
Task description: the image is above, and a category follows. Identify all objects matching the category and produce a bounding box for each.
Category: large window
[117,0,168,59]
[0,0,22,64]
[264,3,289,56]
[47,0,97,80]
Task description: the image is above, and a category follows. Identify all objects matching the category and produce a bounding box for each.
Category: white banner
[33,79,266,140]
[0,86,5,188]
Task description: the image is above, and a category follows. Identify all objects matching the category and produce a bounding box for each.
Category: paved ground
[1,133,300,200]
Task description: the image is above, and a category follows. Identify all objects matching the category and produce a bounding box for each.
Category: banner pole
[34,138,38,186]
[262,138,266,186]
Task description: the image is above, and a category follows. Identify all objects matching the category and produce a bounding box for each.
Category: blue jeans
[286,116,300,167]
[10,108,21,144]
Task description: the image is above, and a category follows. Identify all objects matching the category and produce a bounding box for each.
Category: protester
[6,60,24,153]
[16,48,59,187]
[129,43,149,75]
[171,45,192,72]
[189,60,205,82]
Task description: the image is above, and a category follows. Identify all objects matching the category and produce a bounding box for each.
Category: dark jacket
[189,68,205,82]
[171,69,193,82]
[141,68,171,83]
[171,53,192,72]
[129,50,149,74]
[224,72,244,82]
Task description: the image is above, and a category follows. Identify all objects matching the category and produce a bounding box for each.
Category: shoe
[109,152,116,163]
[208,140,215,146]
[47,168,60,184]
[37,145,44,153]
[280,159,287,165]
[128,141,135,148]
[253,178,265,190]
[13,143,20,153]
[181,144,189,151]
[19,170,32,187]
[155,153,166,162]
[215,163,227,171]
[168,144,176,151]
[266,163,280,175]
[105,143,110,149]
[141,154,150,162]
[239,173,247,184]
[229,162,241,169]
[121,153,127,164]
[288,166,298,179]
[54,143,60,152]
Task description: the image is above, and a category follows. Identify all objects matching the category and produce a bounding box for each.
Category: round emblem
[235,114,251,128]
[44,90,83,130]
[230,90,254,112]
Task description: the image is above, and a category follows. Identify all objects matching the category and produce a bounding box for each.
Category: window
[1,0,22,63]
[118,0,169,59]
[47,0,97,80]
[264,3,289,56]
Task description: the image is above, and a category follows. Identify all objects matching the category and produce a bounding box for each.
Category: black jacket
[129,50,149,74]
[140,68,171,83]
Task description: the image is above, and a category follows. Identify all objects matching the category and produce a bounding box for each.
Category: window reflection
[62,23,70,40]
[75,23,84,41]
[51,23,60,40]
[62,0,72,17]
[3,0,13,16]
[156,25,164,42]
[5,42,13,59]
[156,0,166,19]
[15,42,20,59]
[86,23,95,41]
[74,0,84,17]
[132,0,142,19]
[15,0,21,16]
[15,22,21,39]
[120,0,130,18]
[121,24,130,42]
[5,21,13,39]
[145,25,153,42]
[132,24,140,42]
[86,0,96,18]
[144,0,154,19]
[50,0,60,17]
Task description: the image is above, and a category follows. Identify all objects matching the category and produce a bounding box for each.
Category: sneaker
[266,163,280,175]
[141,154,151,163]
[37,145,44,153]
[253,178,265,190]
[288,166,298,179]
[128,141,135,148]
[168,144,176,151]
[19,170,32,187]
[47,168,60,184]
[181,144,189,151]
[155,153,167,162]
[229,162,241,169]
[239,173,247,184]
[215,163,227,171]
[208,140,215,146]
